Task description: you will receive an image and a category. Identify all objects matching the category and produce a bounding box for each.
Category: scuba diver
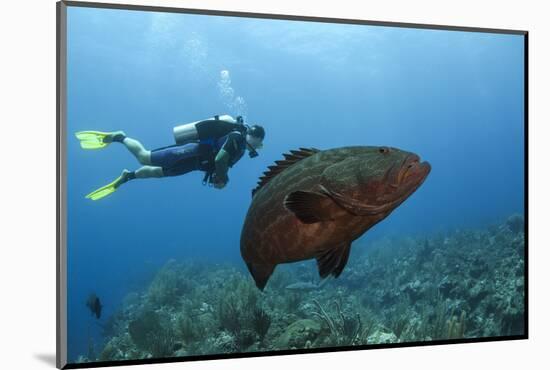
[75,115,265,200]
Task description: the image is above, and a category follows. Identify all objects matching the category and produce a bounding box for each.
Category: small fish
[285,280,327,291]
[86,293,103,319]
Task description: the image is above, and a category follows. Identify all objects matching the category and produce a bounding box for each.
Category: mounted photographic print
[56,1,528,368]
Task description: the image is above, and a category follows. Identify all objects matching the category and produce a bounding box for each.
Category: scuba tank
[173,120,200,145]
[173,114,241,145]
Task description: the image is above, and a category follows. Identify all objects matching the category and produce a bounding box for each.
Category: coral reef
[274,319,321,349]
[311,299,373,346]
[77,215,525,363]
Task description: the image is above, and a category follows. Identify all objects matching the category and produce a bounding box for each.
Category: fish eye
[379,147,390,154]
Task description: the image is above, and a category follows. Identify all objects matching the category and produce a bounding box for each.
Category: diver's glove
[211,173,228,189]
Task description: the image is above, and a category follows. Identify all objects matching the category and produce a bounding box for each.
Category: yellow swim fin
[75,131,113,150]
[85,175,123,201]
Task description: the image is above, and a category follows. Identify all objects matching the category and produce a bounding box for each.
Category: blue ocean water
[65,6,524,361]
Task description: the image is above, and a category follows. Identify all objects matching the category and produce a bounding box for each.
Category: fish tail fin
[245,262,275,291]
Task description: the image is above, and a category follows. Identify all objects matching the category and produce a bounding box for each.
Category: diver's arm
[214,149,231,185]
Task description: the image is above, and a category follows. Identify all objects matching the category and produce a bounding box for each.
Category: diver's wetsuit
[150,131,246,177]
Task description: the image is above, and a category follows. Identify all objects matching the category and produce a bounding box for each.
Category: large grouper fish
[240,146,431,290]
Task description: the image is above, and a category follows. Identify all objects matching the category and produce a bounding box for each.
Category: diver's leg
[104,131,152,165]
[114,166,163,189]
[121,137,152,165]
[134,166,164,178]
[118,143,199,186]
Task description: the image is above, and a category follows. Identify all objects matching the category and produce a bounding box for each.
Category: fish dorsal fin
[252,147,320,197]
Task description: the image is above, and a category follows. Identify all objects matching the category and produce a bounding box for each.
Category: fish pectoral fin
[245,262,276,291]
[315,242,352,279]
[284,190,338,224]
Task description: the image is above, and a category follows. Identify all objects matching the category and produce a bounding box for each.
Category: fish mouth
[387,154,430,196]
[398,154,431,187]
